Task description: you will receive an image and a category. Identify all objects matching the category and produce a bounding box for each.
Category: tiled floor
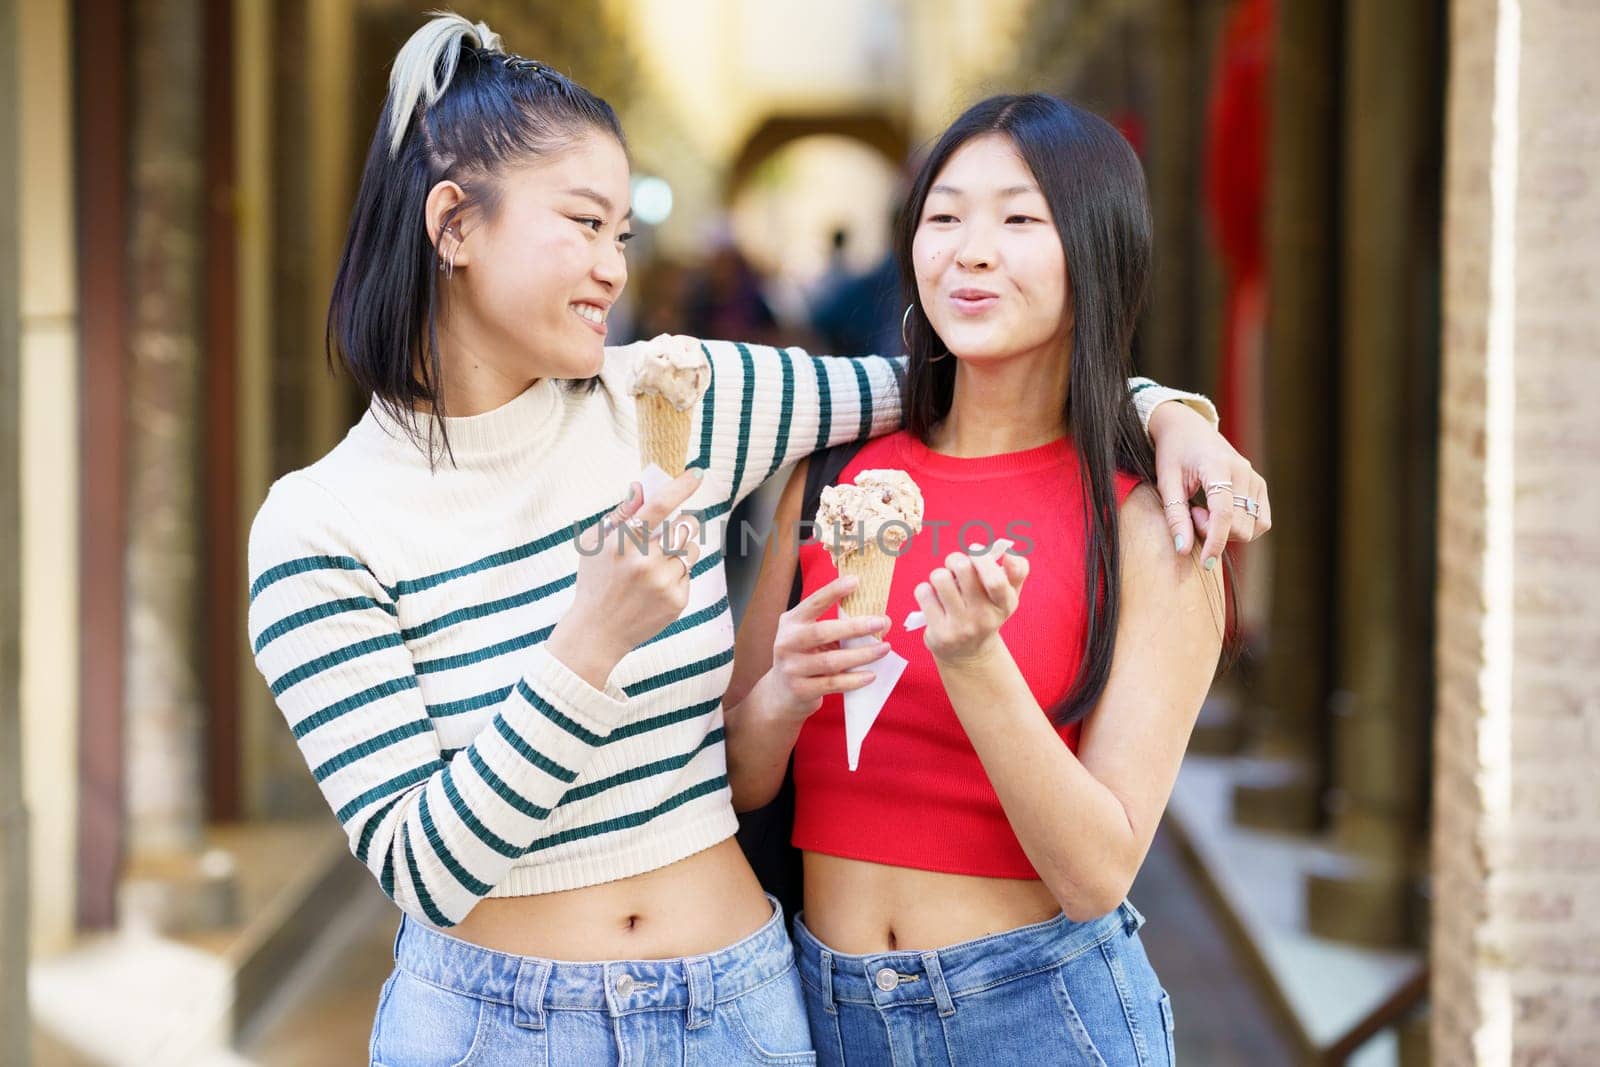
[240,827,1296,1066]
[240,883,396,1066]
[1166,756,1423,1066]
[1132,828,1299,1065]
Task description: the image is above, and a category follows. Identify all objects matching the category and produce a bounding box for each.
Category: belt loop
[512,960,550,1031]
[819,949,838,1016]
[1121,900,1146,934]
[685,957,715,1031]
[921,951,956,1018]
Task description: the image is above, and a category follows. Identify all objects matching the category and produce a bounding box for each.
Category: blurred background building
[2,0,1596,1063]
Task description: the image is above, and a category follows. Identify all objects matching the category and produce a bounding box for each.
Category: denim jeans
[369,894,815,1065]
[793,901,1175,1067]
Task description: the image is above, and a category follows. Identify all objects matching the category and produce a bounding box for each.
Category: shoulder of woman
[1116,482,1168,552]
[249,470,372,564]
[1117,482,1225,611]
[1116,482,1193,587]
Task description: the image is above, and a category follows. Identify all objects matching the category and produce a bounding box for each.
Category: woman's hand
[549,470,706,677]
[762,575,892,720]
[915,547,1029,667]
[1147,401,1272,568]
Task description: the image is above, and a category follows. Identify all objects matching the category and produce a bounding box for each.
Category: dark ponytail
[327,12,624,464]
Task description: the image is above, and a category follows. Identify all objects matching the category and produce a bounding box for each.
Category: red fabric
[791,431,1141,880]
[1206,0,1273,457]
[1206,0,1272,283]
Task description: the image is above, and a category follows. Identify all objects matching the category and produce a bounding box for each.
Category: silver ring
[1162,499,1187,510]
[1233,495,1260,518]
[672,552,693,579]
[1205,480,1234,495]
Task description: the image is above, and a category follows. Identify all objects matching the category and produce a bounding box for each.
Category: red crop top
[791,430,1141,880]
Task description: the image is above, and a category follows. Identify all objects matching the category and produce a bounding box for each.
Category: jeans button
[875,967,898,992]
[615,973,635,996]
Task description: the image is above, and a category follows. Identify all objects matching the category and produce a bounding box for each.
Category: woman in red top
[725,95,1240,1066]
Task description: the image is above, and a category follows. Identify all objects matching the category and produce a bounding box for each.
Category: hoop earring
[902,303,951,363]
[438,228,460,280]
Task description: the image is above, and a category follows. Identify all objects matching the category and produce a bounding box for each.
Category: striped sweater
[246,338,1212,928]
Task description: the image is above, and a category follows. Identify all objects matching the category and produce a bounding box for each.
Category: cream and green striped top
[246,337,1210,928]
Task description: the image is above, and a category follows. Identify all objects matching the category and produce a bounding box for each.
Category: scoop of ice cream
[631,334,710,411]
[815,468,924,559]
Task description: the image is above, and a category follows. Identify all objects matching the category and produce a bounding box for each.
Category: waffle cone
[636,393,695,476]
[834,544,897,619]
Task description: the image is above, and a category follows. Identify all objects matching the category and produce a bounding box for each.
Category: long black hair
[327,13,623,464]
[897,93,1165,726]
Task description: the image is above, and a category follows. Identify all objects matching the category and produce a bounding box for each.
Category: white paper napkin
[834,537,1016,770]
[636,463,680,521]
[635,462,707,546]
[838,629,907,772]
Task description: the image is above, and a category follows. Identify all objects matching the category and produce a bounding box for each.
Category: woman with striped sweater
[246,14,1258,1066]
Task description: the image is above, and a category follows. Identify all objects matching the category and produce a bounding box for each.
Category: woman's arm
[913,487,1225,920]
[1145,399,1273,565]
[724,458,889,810]
[620,339,1246,542]
[678,341,905,512]
[724,461,810,810]
[247,472,692,928]
[727,458,810,709]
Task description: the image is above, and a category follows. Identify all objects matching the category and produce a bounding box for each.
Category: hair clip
[502,55,551,77]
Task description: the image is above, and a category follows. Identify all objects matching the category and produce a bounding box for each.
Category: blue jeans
[793,901,1175,1066]
[369,894,815,1065]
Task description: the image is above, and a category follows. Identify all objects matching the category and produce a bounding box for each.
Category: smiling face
[437,129,633,382]
[911,133,1071,368]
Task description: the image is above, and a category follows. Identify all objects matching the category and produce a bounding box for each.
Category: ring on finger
[1162,499,1188,510]
[1205,480,1234,495]
[1233,495,1260,518]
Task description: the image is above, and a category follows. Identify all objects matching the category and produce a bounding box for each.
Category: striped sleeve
[246,474,630,928]
[691,340,907,511]
[635,338,1213,514]
[1130,377,1220,430]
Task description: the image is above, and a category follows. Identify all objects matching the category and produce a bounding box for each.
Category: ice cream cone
[636,393,695,476]
[835,543,897,620]
[815,468,924,628]
[631,335,710,477]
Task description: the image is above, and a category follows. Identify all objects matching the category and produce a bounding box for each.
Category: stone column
[1433,1,1600,1061]
[1306,0,1443,947]
[269,0,358,484]
[1230,1,1340,834]
[118,0,236,932]
[1140,0,1199,392]
[0,0,32,1057]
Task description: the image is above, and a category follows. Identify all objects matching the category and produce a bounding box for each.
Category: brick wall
[1434,0,1600,1062]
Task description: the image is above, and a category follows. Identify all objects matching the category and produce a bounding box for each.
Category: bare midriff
[801,852,1062,954]
[441,838,773,960]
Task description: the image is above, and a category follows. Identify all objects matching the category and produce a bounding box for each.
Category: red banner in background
[1206,0,1273,461]
[1206,0,1273,630]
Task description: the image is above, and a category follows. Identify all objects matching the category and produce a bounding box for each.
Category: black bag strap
[735,439,868,921]
[787,439,870,612]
